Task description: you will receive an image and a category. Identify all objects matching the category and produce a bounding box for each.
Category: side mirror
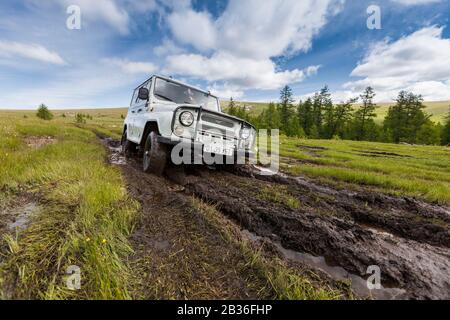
[138,87,149,101]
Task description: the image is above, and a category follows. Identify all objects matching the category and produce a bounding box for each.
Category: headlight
[179,111,194,127]
[241,127,251,140]
[174,125,184,136]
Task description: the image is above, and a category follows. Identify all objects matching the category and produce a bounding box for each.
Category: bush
[36,104,53,120]
[75,113,86,124]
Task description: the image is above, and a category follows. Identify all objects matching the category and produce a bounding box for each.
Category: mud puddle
[103,137,127,165]
[101,137,265,299]
[242,230,406,300]
[101,137,450,299]
[0,198,39,234]
[185,168,450,299]
[6,202,38,232]
[24,136,56,149]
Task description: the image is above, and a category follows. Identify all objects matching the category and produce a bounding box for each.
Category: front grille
[198,130,235,142]
[201,115,235,128]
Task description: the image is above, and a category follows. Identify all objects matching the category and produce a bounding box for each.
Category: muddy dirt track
[105,138,450,300]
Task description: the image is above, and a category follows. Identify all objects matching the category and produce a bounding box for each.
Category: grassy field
[277,137,450,204]
[1,108,449,300]
[0,112,138,299]
[221,100,450,123]
[0,110,347,300]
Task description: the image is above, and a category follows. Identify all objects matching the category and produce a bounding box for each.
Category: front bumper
[157,135,255,160]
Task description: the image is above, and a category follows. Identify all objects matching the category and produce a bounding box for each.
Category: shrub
[75,113,86,124]
[36,104,53,120]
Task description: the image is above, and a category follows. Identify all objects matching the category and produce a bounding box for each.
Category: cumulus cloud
[165,52,320,90]
[342,26,450,101]
[154,39,185,57]
[163,0,337,97]
[0,41,66,65]
[103,58,157,74]
[208,83,245,100]
[39,0,131,34]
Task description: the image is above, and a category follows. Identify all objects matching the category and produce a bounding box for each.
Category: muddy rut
[104,138,450,300]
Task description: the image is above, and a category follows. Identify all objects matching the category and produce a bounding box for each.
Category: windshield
[154,78,219,111]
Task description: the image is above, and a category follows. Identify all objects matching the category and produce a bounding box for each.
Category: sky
[0,0,449,109]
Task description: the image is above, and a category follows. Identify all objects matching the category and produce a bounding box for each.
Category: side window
[130,89,138,107]
[135,80,152,104]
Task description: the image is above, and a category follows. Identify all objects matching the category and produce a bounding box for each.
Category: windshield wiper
[154,93,175,102]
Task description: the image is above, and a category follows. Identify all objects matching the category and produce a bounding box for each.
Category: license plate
[204,143,233,156]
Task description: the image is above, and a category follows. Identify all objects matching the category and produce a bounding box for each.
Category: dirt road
[105,138,450,300]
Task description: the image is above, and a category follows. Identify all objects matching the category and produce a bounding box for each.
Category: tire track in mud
[103,138,450,300]
[183,168,450,300]
[103,138,264,299]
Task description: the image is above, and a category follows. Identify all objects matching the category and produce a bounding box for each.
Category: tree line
[226,86,450,146]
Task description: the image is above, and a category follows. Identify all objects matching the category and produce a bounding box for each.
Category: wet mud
[103,137,450,300]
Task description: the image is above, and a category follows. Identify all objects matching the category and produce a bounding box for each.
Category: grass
[259,185,300,210]
[1,106,448,300]
[0,112,139,299]
[277,136,450,204]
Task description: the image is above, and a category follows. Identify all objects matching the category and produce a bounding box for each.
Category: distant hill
[220,100,450,123]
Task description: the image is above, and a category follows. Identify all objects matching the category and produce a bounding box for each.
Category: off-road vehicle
[122,75,256,175]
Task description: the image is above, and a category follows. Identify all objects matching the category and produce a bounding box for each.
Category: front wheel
[143,131,167,175]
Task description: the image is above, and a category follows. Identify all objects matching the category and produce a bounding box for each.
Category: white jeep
[122,75,256,175]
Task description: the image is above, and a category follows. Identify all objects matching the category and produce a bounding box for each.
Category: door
[134,79,152,142]
[127,88,139,142]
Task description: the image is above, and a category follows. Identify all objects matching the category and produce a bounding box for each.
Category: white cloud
[0,41,66,65]
[163,0,337,95]
[208,83,244,100]
[165,52,320,91]
[391,0,443,5]
[343,26,450,101]
[0,59,151,108]
[154,39,185,57]
[44,0,130,35]
[103,58,157,74]
[167,8,216,52]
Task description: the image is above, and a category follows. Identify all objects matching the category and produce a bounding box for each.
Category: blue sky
[0,0,449,109]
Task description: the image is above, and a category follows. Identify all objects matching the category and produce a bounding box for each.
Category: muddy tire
[143,131,167,175]
[121,130,135,157]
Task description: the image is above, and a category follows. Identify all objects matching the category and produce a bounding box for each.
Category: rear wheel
[143,131,167,175]
[121,130,135,157]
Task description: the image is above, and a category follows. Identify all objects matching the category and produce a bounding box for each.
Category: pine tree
[354,87,377,140]
[441,107,450,145]
[416,121,441,145]
[384,91,428,143]
[36,104,53,120]
[265,102,281,131]
[298,98,314,135]
[326,97,358,138]
[227,97,237,116]
[278,86,294,133]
